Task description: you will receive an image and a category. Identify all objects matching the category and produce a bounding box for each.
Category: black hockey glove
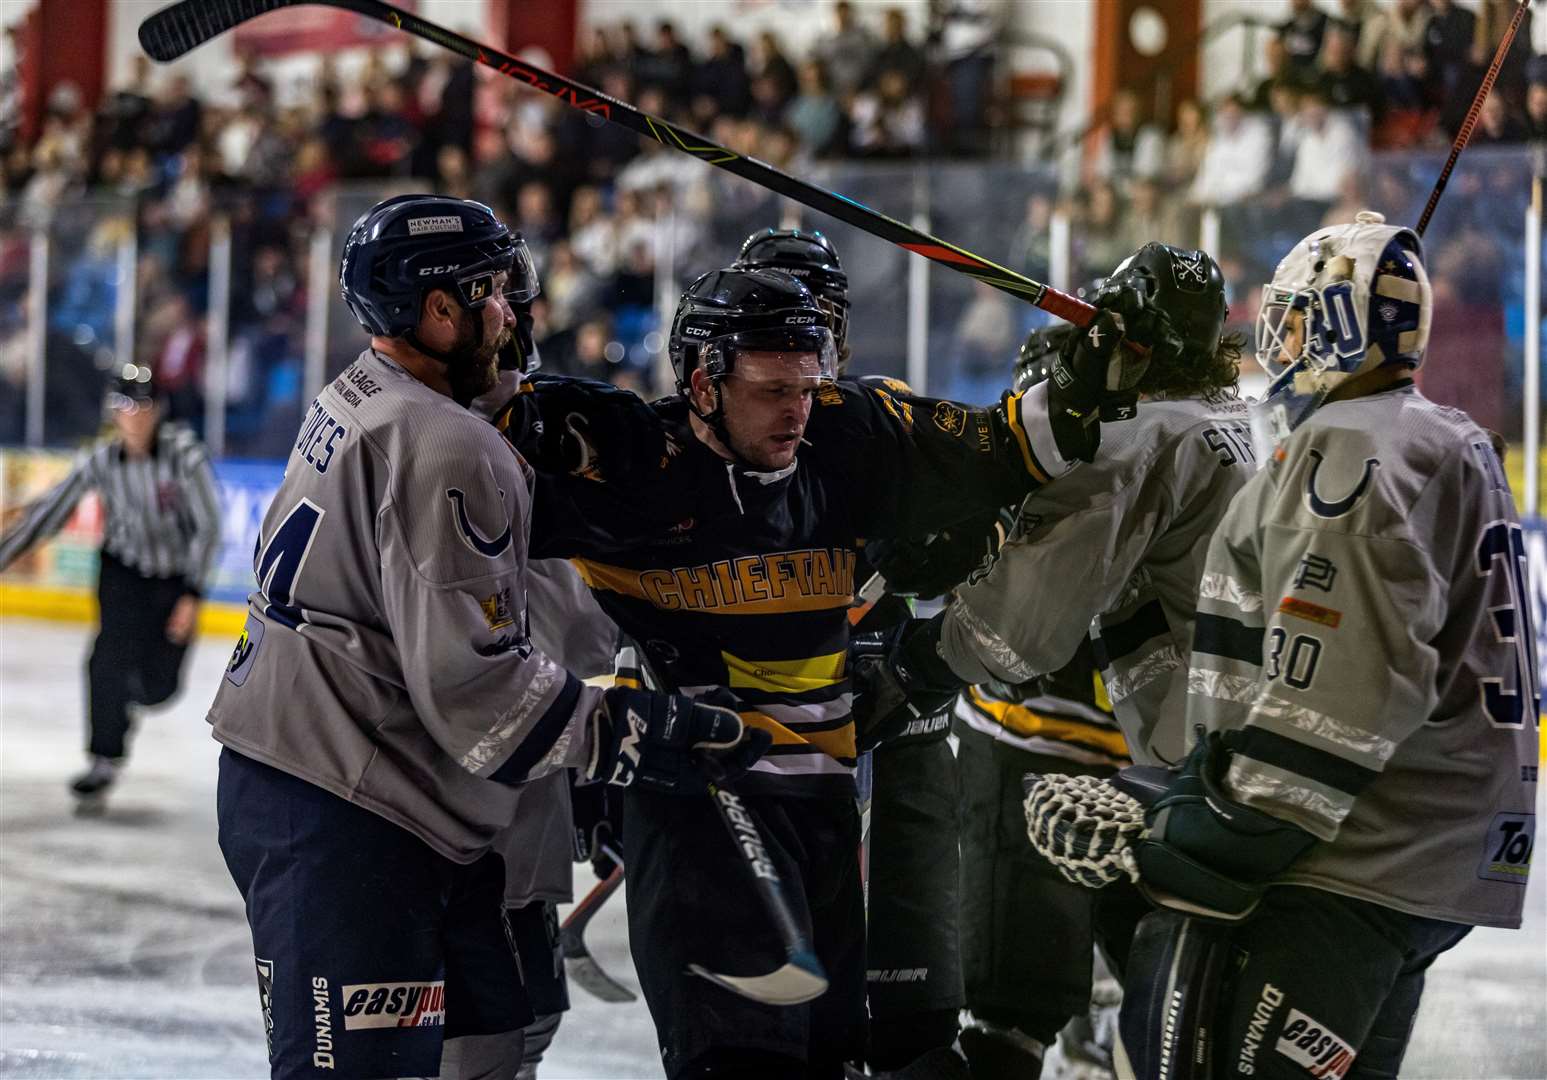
[1133,726,1316,918]
[568,768,624,879]
[864,506,1015,601]
[521,375,669,483]
[1047,270,1179,463]
[850,613,965,752]
[587,687,772,795]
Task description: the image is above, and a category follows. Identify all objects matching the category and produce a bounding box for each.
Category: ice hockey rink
[2,616,1544,1079]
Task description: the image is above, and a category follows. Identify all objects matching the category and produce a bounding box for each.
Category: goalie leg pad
[1114,908,1239,1080]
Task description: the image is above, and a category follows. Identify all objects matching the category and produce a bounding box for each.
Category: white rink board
[1,617,1543,1079]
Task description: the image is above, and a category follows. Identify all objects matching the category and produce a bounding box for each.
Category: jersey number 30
[1476,520,1541,729]
[255,498,325,629]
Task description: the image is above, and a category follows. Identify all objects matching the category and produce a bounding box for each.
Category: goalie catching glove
[586,687,772,795]
[849,612,964,751]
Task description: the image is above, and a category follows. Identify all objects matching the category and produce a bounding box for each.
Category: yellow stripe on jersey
[1004,391,1052,485]
[723,649,847,694]
[741,710,858,760]
[1093,671,1113,713]
[571,552,856,615]
[966,687,1130,757]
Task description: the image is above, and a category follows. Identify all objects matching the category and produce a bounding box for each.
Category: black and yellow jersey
[954,639,1131,769]
[498,375,1061,796]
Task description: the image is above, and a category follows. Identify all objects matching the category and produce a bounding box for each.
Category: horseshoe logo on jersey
[447,488,513,557]
[1304,450,1380,519]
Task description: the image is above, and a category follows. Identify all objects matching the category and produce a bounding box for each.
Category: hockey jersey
[207,349,604,864]
[500,375,1071,796]
[1188,384,1538,928]
[939,395,1258,765]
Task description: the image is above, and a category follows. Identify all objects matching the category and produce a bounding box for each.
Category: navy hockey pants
[216,748,532,1079]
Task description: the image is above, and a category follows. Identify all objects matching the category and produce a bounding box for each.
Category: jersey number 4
[1476,520,1541,729]
[255,498,325,629]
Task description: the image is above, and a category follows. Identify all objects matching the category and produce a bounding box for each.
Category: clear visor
[703,326,839,383]
[455,244,540,311]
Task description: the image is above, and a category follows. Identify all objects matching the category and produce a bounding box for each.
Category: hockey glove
[588,687,772,795]
[864,506,1015,601]
[1046,270,1178,462]
[522,375,669,483]
[568,767,624,878]
[850,613,965,752]
[1134,726,1316,918]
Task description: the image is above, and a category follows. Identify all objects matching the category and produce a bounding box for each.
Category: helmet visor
[455,243,540,311]
[702,325,838,383]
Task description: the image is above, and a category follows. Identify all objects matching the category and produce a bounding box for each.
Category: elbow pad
[1135,727,1316,918]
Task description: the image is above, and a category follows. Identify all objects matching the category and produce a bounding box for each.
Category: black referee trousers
[87,551,190,759]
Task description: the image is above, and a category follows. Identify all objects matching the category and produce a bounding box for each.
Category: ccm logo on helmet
[684,326,712,337]
[418,265,463,276]
[785,315,817,325]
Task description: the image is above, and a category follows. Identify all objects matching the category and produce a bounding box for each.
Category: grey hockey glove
[1134,726,1316,918]
[1047,271,1177,462]
[588,687,772,795]
[850,613,964,752]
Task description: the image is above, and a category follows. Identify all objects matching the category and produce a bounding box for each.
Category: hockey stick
[1416,0,1533,236]
[559,842,637,1004]
[137,0,1098,328]
[690,781,829,1006]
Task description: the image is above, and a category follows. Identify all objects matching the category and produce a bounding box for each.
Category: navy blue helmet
[339,194,540,368]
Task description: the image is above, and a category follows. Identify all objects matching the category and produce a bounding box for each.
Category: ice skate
[70,757,119,816]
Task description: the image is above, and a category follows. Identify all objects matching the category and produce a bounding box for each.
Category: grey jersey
[1189,386,1537,928]
[208,350,603,864]
[940,396,1257,764]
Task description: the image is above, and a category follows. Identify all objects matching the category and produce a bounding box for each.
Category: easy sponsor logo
[1274,1009,1354,1078]
[312,976,335,1069]
[406,215,464,235]
[1236,982,1284,1075]
[341,981,447,1030]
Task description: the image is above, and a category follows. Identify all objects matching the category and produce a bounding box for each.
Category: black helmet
[733,228,850,357]
[1107,243,1227,360]
[668,267,838,397]
[339,194,541,369]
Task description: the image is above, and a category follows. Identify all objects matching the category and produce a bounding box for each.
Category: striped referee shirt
[0,422,222,594]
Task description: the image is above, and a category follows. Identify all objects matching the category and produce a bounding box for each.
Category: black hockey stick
[137,0,1100,328]
[559,842,637,1004]
[690,781,828,1006]
[1417,0,1532,235]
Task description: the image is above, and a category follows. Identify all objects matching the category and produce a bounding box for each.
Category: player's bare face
[719,351,819,470]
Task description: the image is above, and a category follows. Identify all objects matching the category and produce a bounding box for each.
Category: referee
[0,364,222,809]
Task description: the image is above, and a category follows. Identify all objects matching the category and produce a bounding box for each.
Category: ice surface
[2,617,1543,1078]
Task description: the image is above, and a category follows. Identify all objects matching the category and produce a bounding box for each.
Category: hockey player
[858,246,1251,1077]
[496,264,1163,1079]
[207,195,764,1080]
[0,364,221,811]
[736,227,967,1078]
[1113,212,1539,1077]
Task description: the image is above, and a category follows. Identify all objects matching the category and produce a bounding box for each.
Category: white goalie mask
[1251,210,1432,460]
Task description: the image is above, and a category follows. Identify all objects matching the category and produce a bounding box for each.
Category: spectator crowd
[0,0,1541,449]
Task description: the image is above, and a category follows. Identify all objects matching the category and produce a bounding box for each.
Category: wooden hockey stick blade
[136,0,1098,327]
[686,950,829,1007]
[559,863,637,1003]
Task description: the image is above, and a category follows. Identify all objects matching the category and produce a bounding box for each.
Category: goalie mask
[734,228,850,364]
[1252,210,1431,457]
